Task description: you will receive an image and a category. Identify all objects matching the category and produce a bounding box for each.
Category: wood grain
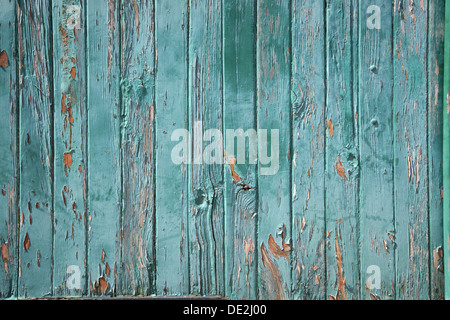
[326,0,360,300]
[442,0,450,300]
[256,0,292,300]
[86,0,121,296]
[155,0,190,296]
[291,0,326,300]
[120,0,156,295]
[0,0,446,300]
[188,0,225,296]
[359,0,396,300]
[428,0,445,300]
[52,0,88,296]
[223,0,258,300]
[0,0,18,298]
[393,0,430,299]
[18,0,54,297]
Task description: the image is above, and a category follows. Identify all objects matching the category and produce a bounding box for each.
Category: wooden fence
[0,0,449,299]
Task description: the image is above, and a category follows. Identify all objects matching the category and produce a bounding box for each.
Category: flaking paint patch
[433,246,443,271]
[224,152,243,183]
[260,243,284,300]
[328,119,333,136]
[70,66,76,79]
[331,235,347,300]
[24,233,30,251]
[0,50,8,68]
[98,276,108,295]
[1,243,9,275]
[243,237,254,265]
[336,155,346,180]
[268,235,289,261]
[64,152,73,176]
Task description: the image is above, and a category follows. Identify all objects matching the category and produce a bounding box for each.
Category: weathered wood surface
[18,0,53,297]
[325,0,360,300]
[0,0,18,298]
[155,0,189,296]
[443,0,450,300]
[291,0,326,300]
[86,0,121,296]
[359,0,396,300]
[429,0,445,300]
[120,0,156,295]
[0,0,447,299]
[223,0,258,300]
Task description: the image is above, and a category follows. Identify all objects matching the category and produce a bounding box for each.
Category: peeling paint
[336,155,346,180]
[260,243,284,300]
[0,50,8,68]
[1,243,8,275]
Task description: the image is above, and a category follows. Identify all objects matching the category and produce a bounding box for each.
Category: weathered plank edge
[443,0,450,301]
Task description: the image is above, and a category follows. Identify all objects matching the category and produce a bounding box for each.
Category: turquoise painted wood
[86,0,121,296]
[188,0,225,296]
[0,0,448,300]
[223,0,258,300]
[291,0,326,299]
[359,0,396,300]
[0,0,18,298]
[393,0,430,299]
[256,0,292,300]
[429,0,445,299]
[326,0,359,300]
[155,0,189,296]
[443,0,450,300]
[52,0,88,296]
[120,0,156,295]
[18,0,53,297]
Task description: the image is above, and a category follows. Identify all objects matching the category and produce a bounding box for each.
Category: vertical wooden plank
[155,0,190,296]
[86,0,121,296]
[428,0,445,300]
[188,0,225,296]
[223,0,258,300]
[359,0,396,300]
[52,0,88,296]
[326,0,360,300]
[17,0,54,298]
[256,0,292,300]
[443,0,450,300]
[290,0,326,300]
[0,0,18,298]
[393,0,430,299]
[120,0,156,295]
